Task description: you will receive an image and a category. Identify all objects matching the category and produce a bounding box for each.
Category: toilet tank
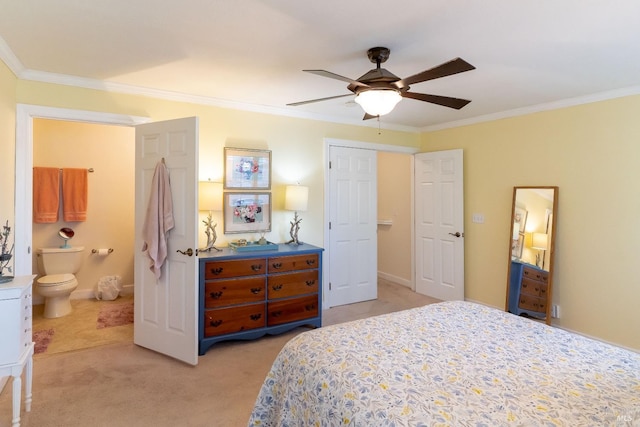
[36,246,85,275]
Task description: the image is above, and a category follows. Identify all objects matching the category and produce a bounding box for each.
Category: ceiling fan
[288,47,475,119]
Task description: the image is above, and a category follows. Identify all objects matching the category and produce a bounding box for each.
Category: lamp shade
[285,185,308,212]
[354,89,402,116]
[531,233,548,250]
[198,181,223,211]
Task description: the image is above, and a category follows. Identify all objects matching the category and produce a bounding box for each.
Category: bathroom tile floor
[32,294,134,357]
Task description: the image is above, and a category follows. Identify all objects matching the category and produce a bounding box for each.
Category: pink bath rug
[96,301,134,329]
[33,328,55,354]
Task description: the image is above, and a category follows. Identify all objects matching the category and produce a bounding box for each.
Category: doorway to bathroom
[15,105,147,355]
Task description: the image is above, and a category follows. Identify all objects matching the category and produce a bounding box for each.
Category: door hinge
[329,222,331,230]
[329,161,332,169]
[329,282,332,290]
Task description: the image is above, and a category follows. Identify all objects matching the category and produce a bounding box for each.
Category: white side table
[0,342,34,427]
[0,275,35,427]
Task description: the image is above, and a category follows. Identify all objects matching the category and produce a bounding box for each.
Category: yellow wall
[377,152,412,286]
[4,71,639,350]
[0,61,16,237]
[422,95,640,350]
[16,80,421,248]
[33,119,135,295]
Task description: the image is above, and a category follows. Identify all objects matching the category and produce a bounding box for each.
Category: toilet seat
[37,273,76,287]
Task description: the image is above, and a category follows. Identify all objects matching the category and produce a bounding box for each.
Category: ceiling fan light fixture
[354,89,402,116]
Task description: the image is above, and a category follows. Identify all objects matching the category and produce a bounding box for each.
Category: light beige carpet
[0,280,439,427]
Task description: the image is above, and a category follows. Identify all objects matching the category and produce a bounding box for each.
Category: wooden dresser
[198,244,322,355]
[508,260,549,319]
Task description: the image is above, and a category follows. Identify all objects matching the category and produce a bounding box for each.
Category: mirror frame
[505,186,558,325]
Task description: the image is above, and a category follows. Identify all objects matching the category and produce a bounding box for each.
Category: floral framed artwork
[514,206,528,234]
[224,193,271,233]
[224,147,271,190]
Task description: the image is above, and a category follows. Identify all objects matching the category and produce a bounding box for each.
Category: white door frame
[14,104,149,276]
[322,138,418,308]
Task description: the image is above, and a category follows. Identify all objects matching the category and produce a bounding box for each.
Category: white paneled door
[328,146,377,307]
[415,149,464,301]
[134,117,199,365]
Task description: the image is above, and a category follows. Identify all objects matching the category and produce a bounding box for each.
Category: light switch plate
[472,213,485,224]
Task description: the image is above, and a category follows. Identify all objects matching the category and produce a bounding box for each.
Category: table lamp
[285,185,308,245]
[199,181,223,252]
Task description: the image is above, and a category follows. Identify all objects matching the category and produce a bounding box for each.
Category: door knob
[176,248,194,256]
[448,232,464,238]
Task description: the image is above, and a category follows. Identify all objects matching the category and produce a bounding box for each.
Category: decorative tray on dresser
[198,243,323,355]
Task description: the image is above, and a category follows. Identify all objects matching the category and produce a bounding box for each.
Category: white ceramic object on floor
[35,246,85,318]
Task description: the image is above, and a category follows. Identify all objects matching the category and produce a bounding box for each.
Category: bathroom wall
[32,119,135,299]
[377,151,412,287]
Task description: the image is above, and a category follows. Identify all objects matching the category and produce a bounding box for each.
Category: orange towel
[62,168,88,222]
[33,167,60,223]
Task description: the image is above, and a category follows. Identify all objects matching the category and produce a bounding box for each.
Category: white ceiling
[1,0,640,131]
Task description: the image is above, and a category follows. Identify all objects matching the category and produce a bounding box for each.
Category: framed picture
[224,147,271,190]
[224,193,271,234]
[512,232,525,259]
[514,206,528,234]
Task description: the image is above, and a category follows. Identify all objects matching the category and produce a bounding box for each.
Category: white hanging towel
[142,159,175,280]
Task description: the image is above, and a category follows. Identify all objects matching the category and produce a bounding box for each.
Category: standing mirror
[505,186,558,324]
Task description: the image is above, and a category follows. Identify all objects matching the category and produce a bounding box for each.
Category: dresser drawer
[522,266,548,283]
[203,303,266,337]
[518,293,546,313]
[268,253,319,274]
[268,294,318,326]
[520,278,547,297]
[204,258,266,279]
[204,277,265,308]
[267,271,318,300]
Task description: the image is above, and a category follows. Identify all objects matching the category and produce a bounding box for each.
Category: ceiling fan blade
[394,58,475,89]
[402,92,472,110]
[287,93,354,107]
[303,70,370,88]
[363,113,378,120]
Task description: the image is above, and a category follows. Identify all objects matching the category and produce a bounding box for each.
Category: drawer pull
[305,280,315,286]
[271,310,283,317]
[210,291,223,299]
[272,262,283,269]
[210,267,224,275]
[250,313,262,321]
[272,284,283,291]
[250,287,262,294]
[305,304,316,311]
[209,319,223,327]
[251,264,263,272]
[306,259,316,266]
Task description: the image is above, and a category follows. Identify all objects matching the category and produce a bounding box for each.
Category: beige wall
[422,95,640,350]
[0,61,16,249]
[16,80,421,249]
[377,152,412,286]
[32,119,135,295]
[3,68,638,350]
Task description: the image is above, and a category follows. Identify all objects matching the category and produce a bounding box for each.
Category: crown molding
[0,36,24,76]
[421,85,640,132]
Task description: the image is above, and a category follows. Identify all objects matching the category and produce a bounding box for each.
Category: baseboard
[377,271,412,289]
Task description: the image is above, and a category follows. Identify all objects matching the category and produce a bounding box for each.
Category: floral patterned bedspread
[248,301,640,426]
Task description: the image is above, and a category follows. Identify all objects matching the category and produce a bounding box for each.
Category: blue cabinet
[198,244,323,355]
[508,260,549,320]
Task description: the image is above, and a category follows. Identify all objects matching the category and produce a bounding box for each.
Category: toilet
[36,246,85,318]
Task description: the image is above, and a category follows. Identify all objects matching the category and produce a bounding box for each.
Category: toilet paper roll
[96,248,110,256]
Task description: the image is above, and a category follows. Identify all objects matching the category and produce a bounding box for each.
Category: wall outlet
[551,304,560,318]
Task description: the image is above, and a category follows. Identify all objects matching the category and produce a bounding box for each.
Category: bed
[248,301,640,426]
